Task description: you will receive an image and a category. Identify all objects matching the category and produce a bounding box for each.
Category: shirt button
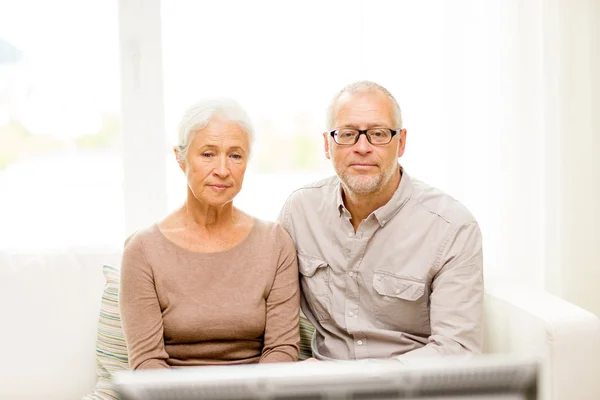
[348,271,354,278]
[395,288,401,294]
[348,311,354,317]
[357,340,363,346]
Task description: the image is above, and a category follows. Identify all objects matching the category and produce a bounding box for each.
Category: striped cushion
[298,313,316,360]
[82,265,129,400]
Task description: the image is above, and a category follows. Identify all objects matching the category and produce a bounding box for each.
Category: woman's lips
[208,184,230,191]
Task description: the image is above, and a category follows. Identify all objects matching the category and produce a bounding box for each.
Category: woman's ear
[174,146,186,172]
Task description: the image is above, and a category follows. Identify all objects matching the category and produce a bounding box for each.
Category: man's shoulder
[243,218,296,255]
[286,175,339,204]
[409,176,477,228]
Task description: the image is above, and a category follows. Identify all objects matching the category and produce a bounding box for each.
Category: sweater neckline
[152,219,258,256]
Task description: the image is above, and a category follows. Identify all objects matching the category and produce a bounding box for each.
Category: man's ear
[323,132,331,160]
[397,129,407,158]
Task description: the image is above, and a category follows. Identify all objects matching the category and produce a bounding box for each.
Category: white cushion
[0,249,121,400]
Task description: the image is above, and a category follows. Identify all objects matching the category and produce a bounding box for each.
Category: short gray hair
[326,81,403,130]
[176,97,254,162]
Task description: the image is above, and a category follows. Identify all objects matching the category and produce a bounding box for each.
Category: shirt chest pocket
[298,255,331,321]
[372,272,429,334]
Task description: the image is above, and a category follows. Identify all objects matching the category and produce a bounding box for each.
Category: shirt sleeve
[397,221,484,360]
[259,225,301,363]
[277,194,293,237]
[120,233,170,370]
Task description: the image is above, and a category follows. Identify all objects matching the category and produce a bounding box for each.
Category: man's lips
[349,163,377,168]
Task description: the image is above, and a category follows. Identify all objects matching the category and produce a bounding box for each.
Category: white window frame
[118,0,168,236]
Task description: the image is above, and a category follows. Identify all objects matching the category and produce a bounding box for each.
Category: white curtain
[360,0,600,316]
[538,0,600,317]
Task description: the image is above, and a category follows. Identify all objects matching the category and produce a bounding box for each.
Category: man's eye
[340,131,355,138]
[202,153,214,158]
[370,129,389,137]
[230,154,242,160]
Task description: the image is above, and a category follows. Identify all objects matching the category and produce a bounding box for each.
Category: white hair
[176,97,255,162]
[326,81,403,130]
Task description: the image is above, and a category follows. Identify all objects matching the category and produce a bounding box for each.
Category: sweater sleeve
[120,232,170,370]
[259,225,300,363]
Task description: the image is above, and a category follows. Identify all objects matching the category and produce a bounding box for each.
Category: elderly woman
[119,98,300,369]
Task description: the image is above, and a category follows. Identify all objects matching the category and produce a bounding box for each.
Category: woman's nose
[213,155,230,177]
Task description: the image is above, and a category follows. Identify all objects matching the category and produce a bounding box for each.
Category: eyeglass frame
[328,128,401,145]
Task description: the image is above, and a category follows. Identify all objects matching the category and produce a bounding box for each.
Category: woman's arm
[259,225,301,363]
[120,232,170,370]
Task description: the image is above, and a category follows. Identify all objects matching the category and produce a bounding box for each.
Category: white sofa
[1,249,599,400]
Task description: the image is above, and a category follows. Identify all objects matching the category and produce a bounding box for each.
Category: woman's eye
[202,153,214,158]
[230,154,242,160]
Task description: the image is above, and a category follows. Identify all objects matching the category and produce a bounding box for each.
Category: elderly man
[278,81,483,362]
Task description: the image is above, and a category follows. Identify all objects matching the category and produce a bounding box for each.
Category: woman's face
[178,118,250,208]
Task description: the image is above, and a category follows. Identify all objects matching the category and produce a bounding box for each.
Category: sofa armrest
[483,285,600,400]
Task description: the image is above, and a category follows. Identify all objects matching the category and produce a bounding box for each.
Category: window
[0,0,122,249]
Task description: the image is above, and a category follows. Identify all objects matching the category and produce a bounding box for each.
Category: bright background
[0,0,598,318]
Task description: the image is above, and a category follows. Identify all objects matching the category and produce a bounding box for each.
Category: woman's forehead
[191,120,249,148]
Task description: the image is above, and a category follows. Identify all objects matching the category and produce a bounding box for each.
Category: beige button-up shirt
[278,168,483,361]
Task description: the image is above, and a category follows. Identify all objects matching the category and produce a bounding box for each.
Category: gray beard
[341,172,383,194]
[338,164,398,195]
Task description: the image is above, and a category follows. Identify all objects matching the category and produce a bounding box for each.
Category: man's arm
[398,221,484,360]
[277,195,294,239]
[277,194,321,361]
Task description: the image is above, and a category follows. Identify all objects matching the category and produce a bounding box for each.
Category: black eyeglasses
[329,128,400,145]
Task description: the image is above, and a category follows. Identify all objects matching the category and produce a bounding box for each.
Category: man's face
[324,90,406,194]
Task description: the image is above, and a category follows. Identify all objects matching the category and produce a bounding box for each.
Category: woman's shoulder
[120,224,162,273]
[250,218,295,249]
[123,223,160,251]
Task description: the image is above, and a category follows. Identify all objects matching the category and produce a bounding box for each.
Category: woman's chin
[203,195,237,209]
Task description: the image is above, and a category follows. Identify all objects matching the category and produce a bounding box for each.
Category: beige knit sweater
[119,220,300,369]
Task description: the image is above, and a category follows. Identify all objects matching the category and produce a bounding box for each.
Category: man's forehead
[334,90,395,121]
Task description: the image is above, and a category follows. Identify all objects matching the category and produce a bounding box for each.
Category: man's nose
[353,134,373,154]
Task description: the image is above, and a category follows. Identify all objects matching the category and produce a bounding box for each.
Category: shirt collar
[336,166,414,226]
[336,181,346,217]
[373,167,413,226]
